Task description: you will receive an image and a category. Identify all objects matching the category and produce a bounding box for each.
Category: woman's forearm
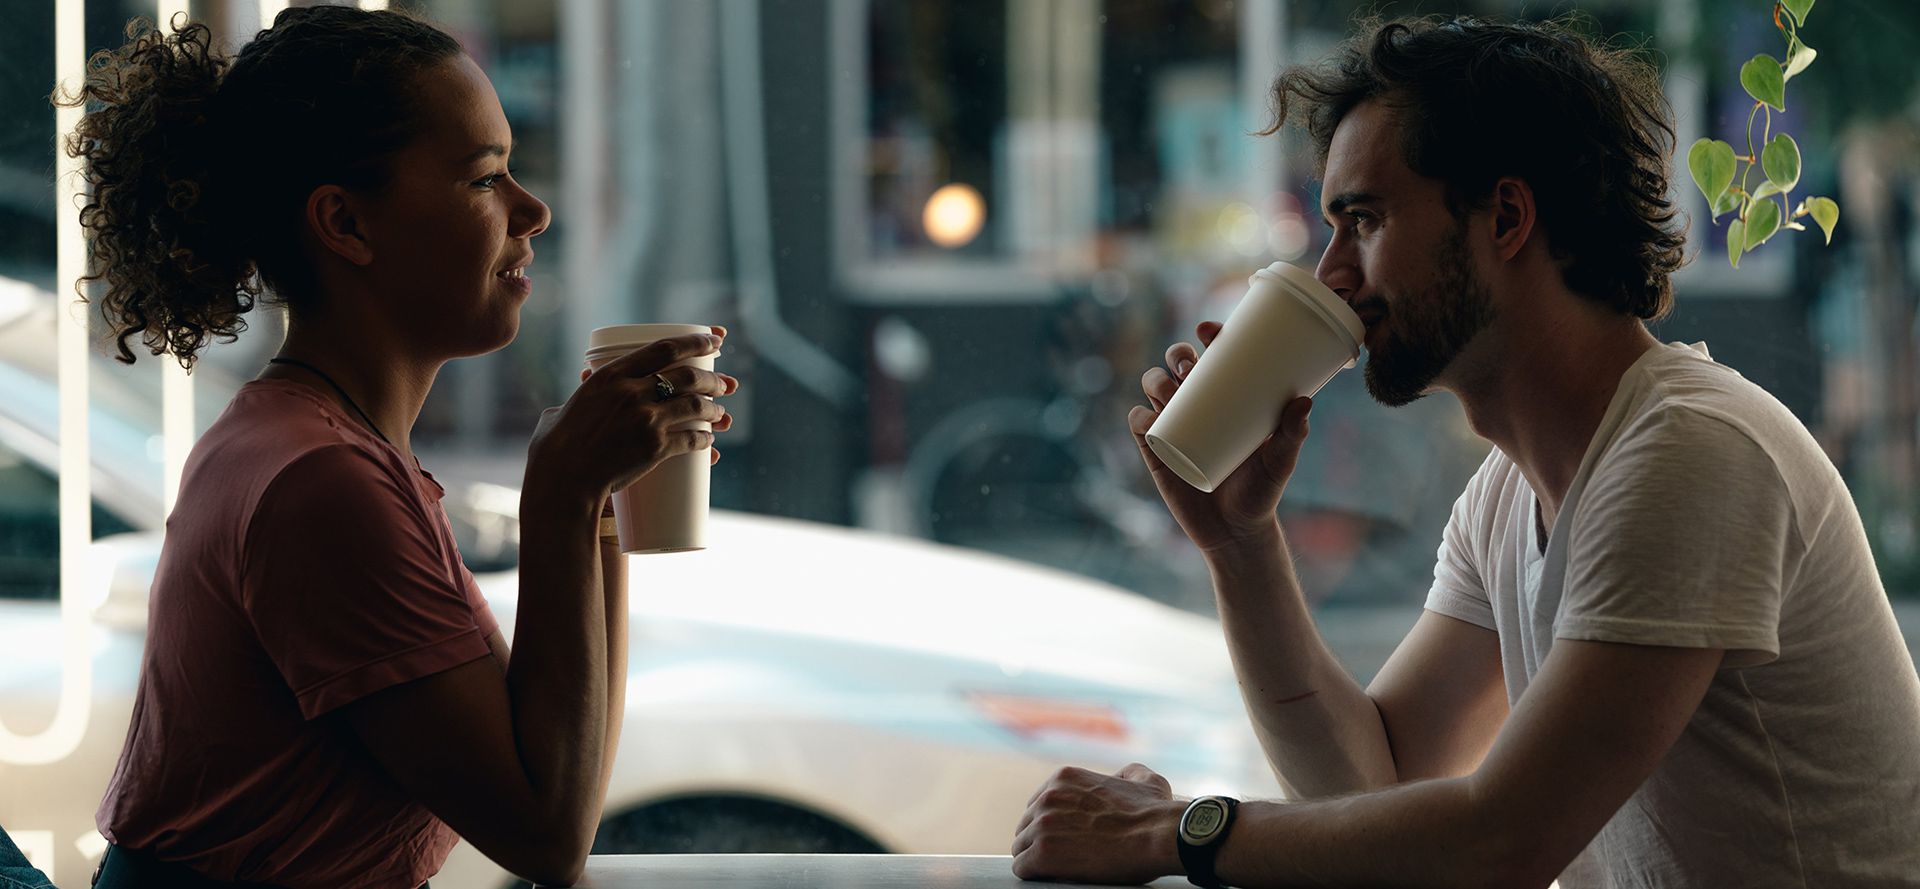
[507,474,611,852]
[594,538,628,812]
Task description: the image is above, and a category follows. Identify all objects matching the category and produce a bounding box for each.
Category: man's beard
[1363,227,1495,407]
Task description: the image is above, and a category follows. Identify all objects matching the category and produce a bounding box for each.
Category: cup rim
[587,323,712,354]
[1252,262,1364,352]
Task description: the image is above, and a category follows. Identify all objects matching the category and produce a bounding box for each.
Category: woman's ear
[1487,176,1538,263]
[304,185,375,267]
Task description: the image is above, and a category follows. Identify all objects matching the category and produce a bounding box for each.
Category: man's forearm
[1207,524,1398,796]
[1213,777,1542,889]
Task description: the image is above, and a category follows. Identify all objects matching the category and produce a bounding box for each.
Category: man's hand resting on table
[1011,763,1186,885]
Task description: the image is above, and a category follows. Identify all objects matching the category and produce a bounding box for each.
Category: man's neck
[263,316,442,460]
[1447,302,1659,528]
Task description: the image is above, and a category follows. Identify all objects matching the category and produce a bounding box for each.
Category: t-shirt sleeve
[1560,407,1792,666]
[458,560,501,640]
[1424,468,1496,631]
[242,445,494,718]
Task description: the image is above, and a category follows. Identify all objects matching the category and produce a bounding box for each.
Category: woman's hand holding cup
[1128,321,1314,559]
[529,327,737,504]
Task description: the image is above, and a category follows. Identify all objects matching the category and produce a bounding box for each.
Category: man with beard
[1012,16,1920,889]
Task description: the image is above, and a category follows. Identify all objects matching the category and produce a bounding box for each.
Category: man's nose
[1314,237,1359,304]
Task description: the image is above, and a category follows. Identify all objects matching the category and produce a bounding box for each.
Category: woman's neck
[262,320,442,460]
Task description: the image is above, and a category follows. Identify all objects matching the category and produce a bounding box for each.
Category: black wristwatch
[1176,795,1239,889]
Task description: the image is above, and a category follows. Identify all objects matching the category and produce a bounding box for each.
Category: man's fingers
[1251,396,1313,484]
[1127,404,1157,438]
[1195,320,1223,347]
[1115,762,1156,783]
[1141,367,1177,412]
[1279,394,1313,440]
[1114,762,1171,793]
[1163,342,1199,379]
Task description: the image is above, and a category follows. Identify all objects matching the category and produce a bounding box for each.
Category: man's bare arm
[1210,527,1507,797]
[1014,639,1720,888]
[1212,640,1722,888]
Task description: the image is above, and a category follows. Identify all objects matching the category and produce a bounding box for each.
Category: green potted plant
[1688,0,1839,266]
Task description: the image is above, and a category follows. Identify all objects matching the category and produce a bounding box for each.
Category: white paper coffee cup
[585,323,716,554]
[1145,262,1363,492]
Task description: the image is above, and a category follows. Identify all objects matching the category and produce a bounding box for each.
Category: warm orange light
[965,690,1129,743]
[923,183,985,249]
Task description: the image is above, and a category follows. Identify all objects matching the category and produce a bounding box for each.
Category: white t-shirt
[1426,342,1920,888]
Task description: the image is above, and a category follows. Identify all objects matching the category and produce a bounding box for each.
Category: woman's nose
[513,184,552,239]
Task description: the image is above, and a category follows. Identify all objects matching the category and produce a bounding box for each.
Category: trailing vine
[1687,0,1839,267]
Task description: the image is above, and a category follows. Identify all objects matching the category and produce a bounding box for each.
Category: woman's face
[354,54,551,359]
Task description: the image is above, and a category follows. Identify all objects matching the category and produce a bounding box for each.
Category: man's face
[1314,101,1495,406]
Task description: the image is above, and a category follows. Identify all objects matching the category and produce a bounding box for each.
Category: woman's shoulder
[187,380,401,495]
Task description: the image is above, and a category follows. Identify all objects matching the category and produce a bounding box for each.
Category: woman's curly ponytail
[57,17,254,372]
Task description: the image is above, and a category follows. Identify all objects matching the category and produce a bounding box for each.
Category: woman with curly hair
[62,7,736,887]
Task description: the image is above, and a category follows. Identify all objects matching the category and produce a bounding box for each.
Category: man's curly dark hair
[54,7,462,370]
[1264,15,1688,320]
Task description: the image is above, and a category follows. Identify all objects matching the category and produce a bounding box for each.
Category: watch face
[1181,798,1228,843]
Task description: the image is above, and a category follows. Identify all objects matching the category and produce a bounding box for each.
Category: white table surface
[556,854,1190,888]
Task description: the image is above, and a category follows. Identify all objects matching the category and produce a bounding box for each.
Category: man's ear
[1487,176,1537,263]
[304,185,375,267]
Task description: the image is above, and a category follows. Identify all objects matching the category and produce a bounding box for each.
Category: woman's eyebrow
[460,142,511,164]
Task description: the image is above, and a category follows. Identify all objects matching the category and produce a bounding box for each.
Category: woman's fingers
[669,428,716,456]
[650,365,735,398]
[1196,320,1223,347]
[655,393,729,428]
[603,332,723,378]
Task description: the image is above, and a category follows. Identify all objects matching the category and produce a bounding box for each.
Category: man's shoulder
[1617,347,1827,480]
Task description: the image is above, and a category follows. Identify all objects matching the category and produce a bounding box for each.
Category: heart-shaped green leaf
[1728,219,1745,268]
[1688,138,1738,209]
[1807,196,1839,244]
[1741,54,1786,111]
[1714,188,1743,220]
[1784,38,1818,81]
[1762,133,1801,192]
[1754,180,1784,203]
[1782,0,1815,26]
[1745,199,1782,252]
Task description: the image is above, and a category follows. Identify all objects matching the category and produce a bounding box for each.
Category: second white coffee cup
[1145,262,1363,492]
[585,323,717,554]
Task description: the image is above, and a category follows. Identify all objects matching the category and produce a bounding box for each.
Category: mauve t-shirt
[97,379,500,888]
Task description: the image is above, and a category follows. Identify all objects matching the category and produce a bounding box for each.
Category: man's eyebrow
[1322,191,1380,225]
[461,142,510,164]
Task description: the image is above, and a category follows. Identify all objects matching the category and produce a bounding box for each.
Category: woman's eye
[474,169,515,189]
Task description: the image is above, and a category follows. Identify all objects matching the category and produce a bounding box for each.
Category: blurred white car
[0,280,1279,888]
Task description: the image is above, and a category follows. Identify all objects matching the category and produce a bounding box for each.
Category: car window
[0,435,135,601]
